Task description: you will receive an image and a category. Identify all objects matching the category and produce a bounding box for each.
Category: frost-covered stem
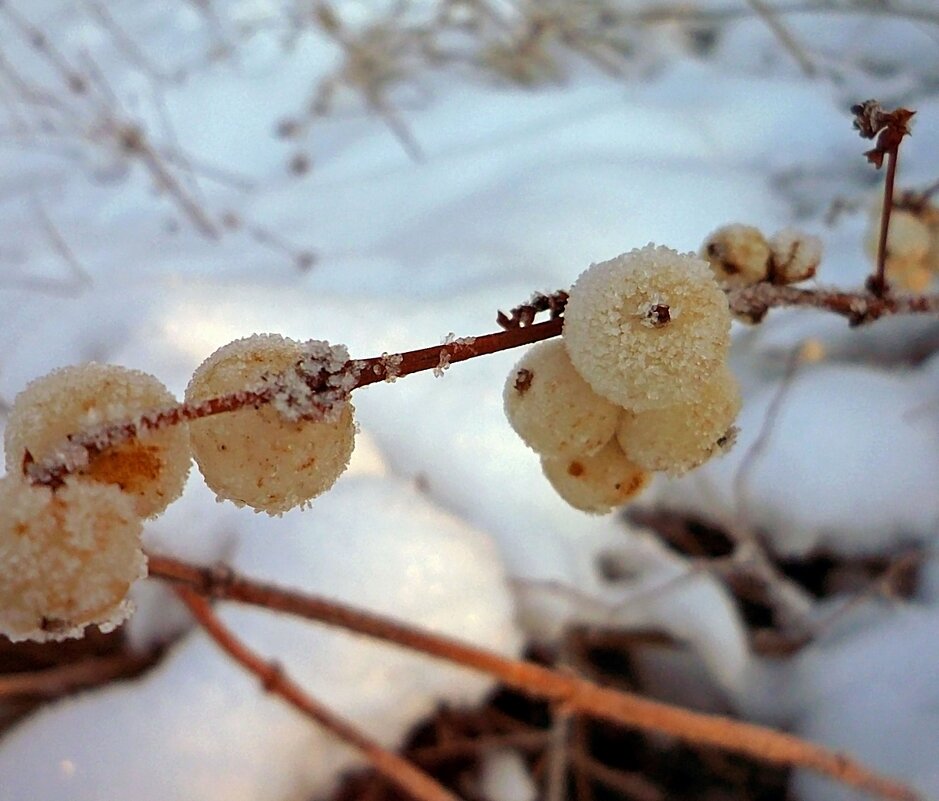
[174,587,461,801]
[728,283,939,326]
[353,317,563,387]
[150,555,920,801]
[25,318,563,487]
[871,146,899,297]
[24,387,273,487]
[24,278,939,488]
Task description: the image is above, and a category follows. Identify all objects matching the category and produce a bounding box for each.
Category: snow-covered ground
[0,2,938,800]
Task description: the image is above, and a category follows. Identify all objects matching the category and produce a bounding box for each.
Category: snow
[478,749,537,801]
[0,1,938,800]
[789,605,939,801]
[648,362,939,557]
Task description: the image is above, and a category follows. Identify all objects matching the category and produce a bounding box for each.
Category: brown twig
[872,147,899,297]
[852,100,916,297]
[0,650,157,699]
[744,0,816,76]
[151,555,919,801]
[174,586,460,801]
[20,279,939,488]
[727,283,939,326]
[496,290,569,329]
[23,316,563,487]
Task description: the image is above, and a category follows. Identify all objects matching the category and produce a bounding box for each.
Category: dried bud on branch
[496,290,569,329]
[851,100,915,169]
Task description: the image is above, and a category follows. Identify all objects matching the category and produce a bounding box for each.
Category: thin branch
[544,637,574,801]
[744,0,816,76]
[0,650,157,699]
[873,146,899,296]
[727,283,939,326]
[727,347,815,639]
[631,1,939,28]
[23,316,563,487]
[21,273,939,487]
[174,587,460,801]
[33,197,93,291]
[852,100,915,297]
[151,555,920,801]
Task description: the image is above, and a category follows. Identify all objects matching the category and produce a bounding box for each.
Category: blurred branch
[175,587,460,801]
[152,554,920,801]
[727,283,939,325]
[0,650,157,699]
[744,0,816,76]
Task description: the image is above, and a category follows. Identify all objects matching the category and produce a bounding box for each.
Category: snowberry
[4,363,191,519]
[562,245,732,411]
[541,439,650,514]
[700,224,771,288]
[866,208,931,263]
[186,334,356,514]
[615,365,740,476]
[863,206,937,291]
[0,475,145,642]
[503,340,620,458]
[768,228,822,285]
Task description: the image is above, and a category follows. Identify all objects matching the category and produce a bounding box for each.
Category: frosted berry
[186,334,355,514]
[541,439,650,514]
[865,208,930,264]
[0,475,145,642]
[4,363,190,518]
[865,207,926,287]
[503,340,620,458]
[768,228,822,284]
[563,245,732,411]
[701,224,771,288]
[615,365,741,476]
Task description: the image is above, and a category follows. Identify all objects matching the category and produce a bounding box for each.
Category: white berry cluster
[0,336,355,642]
[864,196,939,292]
[504,245,741,514]
[701,223,823,290]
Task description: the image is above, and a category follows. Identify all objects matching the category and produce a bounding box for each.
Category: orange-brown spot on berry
[567,461,584,477]
[87,442,162,495]
[619,470,650,500]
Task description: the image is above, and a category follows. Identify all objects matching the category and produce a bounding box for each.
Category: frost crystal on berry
[186,334,355,514]
[701,224,771,288]
[0,476,145,642]
[562,245,732,411]
[616,364,741,475]
[769,228,822,284]
[4,363,191,518]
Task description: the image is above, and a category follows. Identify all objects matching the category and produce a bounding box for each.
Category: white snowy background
[0,1,938,800]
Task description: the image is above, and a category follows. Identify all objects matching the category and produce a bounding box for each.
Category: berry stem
[871,144,900,298]
[150,554,920,801]
[850,100,915,298]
